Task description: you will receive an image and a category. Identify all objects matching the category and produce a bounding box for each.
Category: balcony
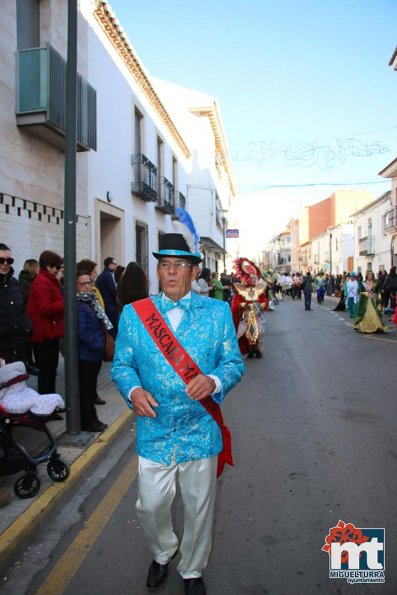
[358,235,375,256]
[384,206,397,233]
[16,44,96,152]
[131,154,158,202]
[156,177,175,214]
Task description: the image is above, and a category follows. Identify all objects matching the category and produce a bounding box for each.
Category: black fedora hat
[152,233,202,264]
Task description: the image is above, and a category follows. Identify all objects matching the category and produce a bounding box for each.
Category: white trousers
[136,455,218,579]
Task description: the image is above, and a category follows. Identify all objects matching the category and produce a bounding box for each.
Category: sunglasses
[0,257,14,265]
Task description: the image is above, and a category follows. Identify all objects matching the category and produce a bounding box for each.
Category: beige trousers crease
[136,455,218,578]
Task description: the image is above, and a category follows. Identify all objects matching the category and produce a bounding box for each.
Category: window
[335,238,339,251]
[134,109,143,154]
[381,214,386,236]
[172,157,177,191]
[368,217,372,230]
[135,221,148,276]
[157,137,163,180]
[358,226,362,239]
[16,0,40,49]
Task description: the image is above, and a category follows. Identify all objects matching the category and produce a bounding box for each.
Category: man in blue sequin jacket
[112,228,244,595]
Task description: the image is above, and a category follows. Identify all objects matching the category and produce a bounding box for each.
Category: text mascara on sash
[133,298,234,476]
[145,311,198,382]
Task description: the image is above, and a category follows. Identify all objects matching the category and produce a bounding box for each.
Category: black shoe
[146,560,169,588]
[26,364,40,376]
[94,396,106,405]
[82,421,107,432]
[184,577,206,595]
[146,550,178,588]
[51,413,64,421]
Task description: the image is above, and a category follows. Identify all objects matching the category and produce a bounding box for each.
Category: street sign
[226,229,239,238]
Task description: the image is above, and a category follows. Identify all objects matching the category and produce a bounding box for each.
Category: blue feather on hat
[174,208,201,255]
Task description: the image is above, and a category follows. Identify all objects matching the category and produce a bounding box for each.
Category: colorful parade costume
[354,281,387,333]
[113,291,244,463]
[231,258,268,358]
[111,209,245,587]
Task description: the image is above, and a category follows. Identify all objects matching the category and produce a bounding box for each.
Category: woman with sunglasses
[0,243,32,365]
[27,250,64,395]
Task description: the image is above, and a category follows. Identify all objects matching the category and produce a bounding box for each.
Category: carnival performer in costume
[231,258,268,358]
[354,270,387,333]
[315,272,325,304]
[345,272,359,318]
[111,209,244,595]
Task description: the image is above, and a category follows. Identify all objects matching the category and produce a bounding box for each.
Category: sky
[107,0,397,257]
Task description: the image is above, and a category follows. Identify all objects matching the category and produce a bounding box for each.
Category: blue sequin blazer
[111,291,245,464]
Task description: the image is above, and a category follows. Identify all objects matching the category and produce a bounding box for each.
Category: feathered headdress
[233,257,261,285]
[173,208,202,256]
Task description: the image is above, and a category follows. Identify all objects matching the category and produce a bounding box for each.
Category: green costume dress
[354,281,387,333]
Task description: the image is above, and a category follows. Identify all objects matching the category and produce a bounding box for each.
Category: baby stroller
[0,404,69,498]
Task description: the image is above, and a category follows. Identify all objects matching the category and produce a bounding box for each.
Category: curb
[0,409,133,576]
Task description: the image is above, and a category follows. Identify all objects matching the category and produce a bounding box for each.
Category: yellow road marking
[0,410,133,574]
[35,455,138,595]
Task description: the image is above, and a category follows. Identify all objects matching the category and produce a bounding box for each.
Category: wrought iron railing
[384,207,397,232]
[131,154,158,201]
[156,177,175,214]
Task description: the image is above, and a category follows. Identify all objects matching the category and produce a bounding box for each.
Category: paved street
[1,297,396,594]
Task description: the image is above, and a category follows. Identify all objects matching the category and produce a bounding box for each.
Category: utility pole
[222,215,227,272]
[64,0,80,433]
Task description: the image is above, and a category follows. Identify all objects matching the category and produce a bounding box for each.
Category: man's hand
[131,387,158,417]
[185,374,216,401]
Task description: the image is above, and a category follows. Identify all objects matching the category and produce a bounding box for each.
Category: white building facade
[0,0,237,291]
[353,192,392,274]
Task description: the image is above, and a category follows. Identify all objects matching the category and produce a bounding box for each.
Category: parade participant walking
[112,209,244,595]
[301,271,313,311]
[231,257,268,358]
[354,271,387,333]
[315,272,325,304]
[346,272,359,318]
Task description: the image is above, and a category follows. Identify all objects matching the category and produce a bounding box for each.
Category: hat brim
[153,249,202,265]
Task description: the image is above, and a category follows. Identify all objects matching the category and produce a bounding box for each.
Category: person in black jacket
[383,266,397,311]
[0,243,31,363]
[95,257,119,338]
[301,271,314,311]
[18,258,39,374]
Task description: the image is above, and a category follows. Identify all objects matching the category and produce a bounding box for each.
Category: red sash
[132,298,233,477]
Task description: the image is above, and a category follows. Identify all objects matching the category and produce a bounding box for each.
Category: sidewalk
[0,358,134,575]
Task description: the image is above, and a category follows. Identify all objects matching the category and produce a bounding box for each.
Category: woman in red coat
[27,250,64,394]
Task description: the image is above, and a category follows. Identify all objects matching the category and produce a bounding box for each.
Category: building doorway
[95,200,124,268]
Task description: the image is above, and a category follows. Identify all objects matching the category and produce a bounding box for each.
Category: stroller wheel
[47,458,70,482]
[14,473,41,499]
